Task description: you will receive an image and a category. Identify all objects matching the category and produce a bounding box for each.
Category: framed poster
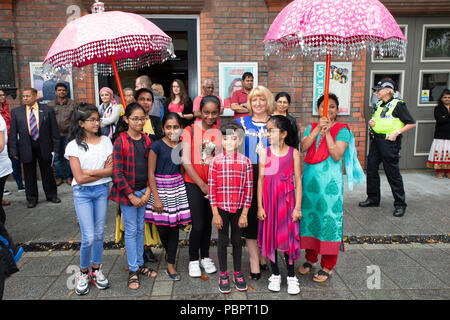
[219,62,258,116]
[29,62,74,103]
[312,61,352,116]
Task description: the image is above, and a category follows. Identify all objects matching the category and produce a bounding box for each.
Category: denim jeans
[73,182,110,269]
[10,157,24,189]
[120,188,146,272]
[55,135,72,180]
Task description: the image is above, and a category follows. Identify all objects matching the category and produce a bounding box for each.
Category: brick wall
[3,0,368,166]
[200,0,367,166]
[1,0,96,109]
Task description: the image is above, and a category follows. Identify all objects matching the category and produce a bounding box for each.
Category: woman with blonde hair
[235,85,274,280]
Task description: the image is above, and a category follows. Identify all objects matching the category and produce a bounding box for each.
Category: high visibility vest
[371,99,404,134]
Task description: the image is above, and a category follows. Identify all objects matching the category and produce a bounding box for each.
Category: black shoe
[260,263,268,271]
[358,199,380,207]
[393,207,406,217]
[249,272,261,280]
[143,248,157,263]
[27,202,37,208]
[47,198,61,203]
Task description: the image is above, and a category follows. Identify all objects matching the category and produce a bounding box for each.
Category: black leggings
[0,175,8,225]
[186,182,212,261]
[270,251,295,277]
[217,208,243,272]
[156,225,179,265]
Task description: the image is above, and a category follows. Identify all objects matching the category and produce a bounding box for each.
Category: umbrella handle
[110,55,127,109]
[322,54,331,118]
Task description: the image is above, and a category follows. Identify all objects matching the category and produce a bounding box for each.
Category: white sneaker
[268,274,281,292]
[287,276,300,295]
[200,257,217,274]
[89,266,110,290]
[189,260,202,277]
[75,272,90,295]
[3,189,11,196]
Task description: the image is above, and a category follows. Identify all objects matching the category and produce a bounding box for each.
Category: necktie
[29,107,39,141]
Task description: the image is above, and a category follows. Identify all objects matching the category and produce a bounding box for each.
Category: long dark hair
[317,93,339,111]
[200,95,221,111]
[269,114,297,148]
[162,112,183,128]
[438,88,450,108]
[68,103,101,151]
[112,102,146,142]
[275,91,291,104]
[170,79,189,105]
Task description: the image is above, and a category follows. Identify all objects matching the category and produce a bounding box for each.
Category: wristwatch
[396,131,401,135]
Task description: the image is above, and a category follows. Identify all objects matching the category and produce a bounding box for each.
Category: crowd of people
[1,72,445,299]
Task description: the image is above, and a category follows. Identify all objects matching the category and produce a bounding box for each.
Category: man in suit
[9,88,61,208]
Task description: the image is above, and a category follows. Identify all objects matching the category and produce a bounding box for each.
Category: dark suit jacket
[9,103,59,163]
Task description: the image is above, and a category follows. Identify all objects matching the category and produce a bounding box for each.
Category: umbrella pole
[322,53,331,118]
[110,55,127,109]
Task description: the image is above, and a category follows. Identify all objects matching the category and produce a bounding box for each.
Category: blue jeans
[120,188,146,272]
[11,157,24,189]
[55,136,72,180]
[73,183,109,269]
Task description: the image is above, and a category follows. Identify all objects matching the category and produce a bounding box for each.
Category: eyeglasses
[85,118,101,124]
[129,117,147,122]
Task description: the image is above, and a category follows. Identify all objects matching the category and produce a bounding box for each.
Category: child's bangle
[329,144,336,151]
[240,214,247,218]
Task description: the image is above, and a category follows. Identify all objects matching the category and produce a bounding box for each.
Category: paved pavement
[2,170,449,300]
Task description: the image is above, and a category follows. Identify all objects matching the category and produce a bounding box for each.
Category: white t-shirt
[64,135,113,186]
[0,115,12,178]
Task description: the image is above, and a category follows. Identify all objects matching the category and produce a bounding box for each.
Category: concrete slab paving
[2,171,449,300]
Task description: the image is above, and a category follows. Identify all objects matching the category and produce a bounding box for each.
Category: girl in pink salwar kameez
[257,115,302,295]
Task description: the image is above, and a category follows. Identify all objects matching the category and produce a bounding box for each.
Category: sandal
[138,265,158,278]
[313,269,332,283]
[298,262,315,275]
[128,271,140,290]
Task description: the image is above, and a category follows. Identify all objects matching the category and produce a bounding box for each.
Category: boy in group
[208,123,253,293]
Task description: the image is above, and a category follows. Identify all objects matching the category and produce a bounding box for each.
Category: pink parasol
[43,1,174,108]
[264,0,406,116]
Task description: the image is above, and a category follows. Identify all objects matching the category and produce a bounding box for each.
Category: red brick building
[1,0,450,168]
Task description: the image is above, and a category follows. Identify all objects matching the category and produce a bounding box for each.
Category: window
[0,39,16,98]
[421,25,450,62]
[417,70,450,106]
[369,70,404,111]
[372,25,407,63]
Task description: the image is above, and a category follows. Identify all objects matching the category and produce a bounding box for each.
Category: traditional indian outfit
[299,122,365,269]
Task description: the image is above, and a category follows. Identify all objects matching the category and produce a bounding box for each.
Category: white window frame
[420,24,450,63]
[416,69,450,107]
[369,70,405,105]
[371,24,408,63]
[413,120,436,156]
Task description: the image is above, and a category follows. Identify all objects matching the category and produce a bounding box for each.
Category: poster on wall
[219,62,258,116]
[29,62,73,103]
[312,61,352,116]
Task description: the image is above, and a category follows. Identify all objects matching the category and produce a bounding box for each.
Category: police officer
[359,79,416,217]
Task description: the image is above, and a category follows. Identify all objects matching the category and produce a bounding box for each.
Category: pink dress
[257,146,300,264]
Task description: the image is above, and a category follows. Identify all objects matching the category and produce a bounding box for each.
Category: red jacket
[109,131,152,206]
[0,102,11,133]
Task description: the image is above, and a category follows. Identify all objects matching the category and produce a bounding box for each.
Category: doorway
[96,17,199,104]
[364,16,450,169]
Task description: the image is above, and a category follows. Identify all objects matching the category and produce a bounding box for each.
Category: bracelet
[241,214,247,218]
[329,144,336,151]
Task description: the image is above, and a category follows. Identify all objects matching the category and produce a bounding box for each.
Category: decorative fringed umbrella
[264,0,407,116]
[43,1,174,108]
